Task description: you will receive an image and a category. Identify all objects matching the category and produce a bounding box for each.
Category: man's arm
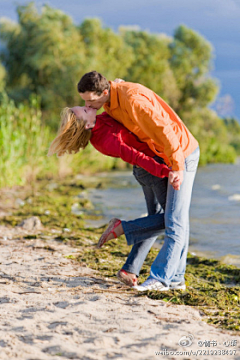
[113,78,124,83]
[119,139,170,178]
[124,96,185,173]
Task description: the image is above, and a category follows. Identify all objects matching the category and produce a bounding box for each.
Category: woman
[48,106,174,179]
[48,106,179,287]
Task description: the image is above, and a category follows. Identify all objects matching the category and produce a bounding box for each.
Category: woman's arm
[91,129,169,178]
[118,138,170,178]
[91,114,170,178]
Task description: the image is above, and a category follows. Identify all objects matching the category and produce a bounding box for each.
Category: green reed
[0,93,51,188]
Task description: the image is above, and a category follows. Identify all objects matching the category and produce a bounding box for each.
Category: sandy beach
[0,220,239,360]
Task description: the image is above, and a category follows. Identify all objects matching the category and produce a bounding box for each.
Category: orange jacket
[104,81,198,171]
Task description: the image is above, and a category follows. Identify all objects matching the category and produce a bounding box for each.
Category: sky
[1,0,240,119]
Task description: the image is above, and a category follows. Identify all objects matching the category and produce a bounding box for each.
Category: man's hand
[113,78,125,83]
[168,170,183,190]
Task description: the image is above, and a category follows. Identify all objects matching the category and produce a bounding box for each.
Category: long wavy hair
[48,107,92,157]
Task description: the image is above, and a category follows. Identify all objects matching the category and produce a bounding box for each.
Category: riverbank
[0,177,240,359]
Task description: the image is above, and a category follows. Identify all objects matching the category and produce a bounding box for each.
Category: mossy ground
[1,176,240,332]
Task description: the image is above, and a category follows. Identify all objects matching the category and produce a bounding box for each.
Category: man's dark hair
[77,71,110,95]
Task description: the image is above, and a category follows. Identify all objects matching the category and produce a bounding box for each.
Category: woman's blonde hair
[48,107,92,157]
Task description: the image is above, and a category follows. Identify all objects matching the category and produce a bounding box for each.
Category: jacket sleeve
[125,95,185,171]
[90,119,170,177]
[118,133,170,178]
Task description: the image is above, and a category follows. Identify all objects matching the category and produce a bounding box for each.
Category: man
[78,71,199,291]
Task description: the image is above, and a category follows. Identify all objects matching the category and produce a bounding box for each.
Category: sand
[0,223,239,360]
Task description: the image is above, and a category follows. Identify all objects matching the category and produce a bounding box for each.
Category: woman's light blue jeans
[121,147,200,286]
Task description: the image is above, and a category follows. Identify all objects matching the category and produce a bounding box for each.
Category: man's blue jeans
[121,147,200,285]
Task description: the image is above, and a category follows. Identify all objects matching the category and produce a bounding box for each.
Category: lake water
[82,161,240,267]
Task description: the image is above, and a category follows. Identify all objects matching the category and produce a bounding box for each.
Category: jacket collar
[104,81,119,111]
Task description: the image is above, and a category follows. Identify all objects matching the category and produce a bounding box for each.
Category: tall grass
[0,93,51,188]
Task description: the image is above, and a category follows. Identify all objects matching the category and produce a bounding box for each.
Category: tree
[0,62,6,91]
[183,107,236,164]
[169,25,219,114]
[79,19,134,80]
[0,3,86,115]
[121,29,180,108]
[223,117,240,154]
